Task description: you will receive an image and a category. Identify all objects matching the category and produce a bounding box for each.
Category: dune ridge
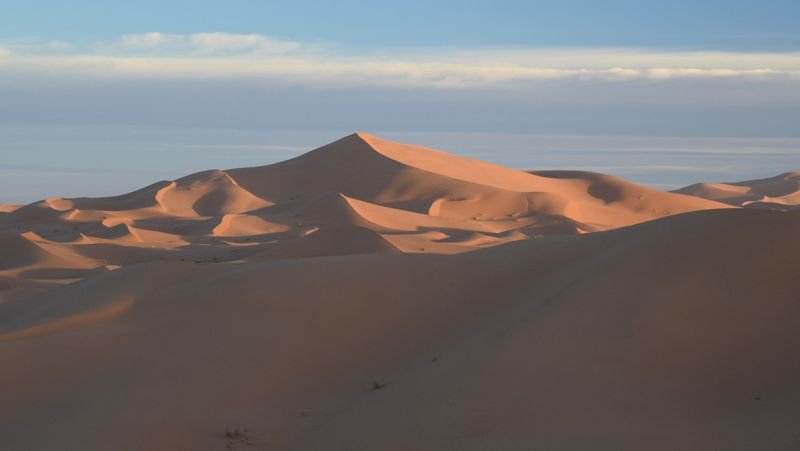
[674,172,800,211]
[1,132,799,450]
[0,132,731,283]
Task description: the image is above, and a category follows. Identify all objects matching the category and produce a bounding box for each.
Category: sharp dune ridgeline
[674,171,800,211]
[1,132,799,450]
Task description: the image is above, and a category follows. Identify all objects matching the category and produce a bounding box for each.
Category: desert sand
[675,172,800,211]
[1,132,799,450]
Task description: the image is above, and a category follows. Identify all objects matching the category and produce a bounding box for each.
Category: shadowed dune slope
[249,224,401,260]
[0,208,798,450]
[0,233,49,271]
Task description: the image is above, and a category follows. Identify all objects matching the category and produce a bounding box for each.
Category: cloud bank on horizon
[2,32,800,87]
[2,31,800,139]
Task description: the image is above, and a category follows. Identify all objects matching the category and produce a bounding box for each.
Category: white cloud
[0,39,70,55]
[116,32,304,54]
[188,32,302,53]
[647,67,780,80]
[119,32,183,49]
[1,33,799,88]
[44,41,72,51]
[4,54,798,89]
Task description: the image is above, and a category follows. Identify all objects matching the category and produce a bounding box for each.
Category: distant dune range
[1,133,798,450]
[674,171,800,211]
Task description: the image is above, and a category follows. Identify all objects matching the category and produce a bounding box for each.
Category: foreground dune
[1,133,798,450]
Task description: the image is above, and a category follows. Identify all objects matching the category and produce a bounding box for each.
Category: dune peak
[2,131,799,451]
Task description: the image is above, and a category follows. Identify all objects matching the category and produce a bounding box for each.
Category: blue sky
[0,1,798,202]
[3,0,800,50]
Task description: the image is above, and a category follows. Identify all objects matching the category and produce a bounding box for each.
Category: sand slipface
[1,132,799,451]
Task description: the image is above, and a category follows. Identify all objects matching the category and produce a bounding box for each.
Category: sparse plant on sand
[224,427,253,449]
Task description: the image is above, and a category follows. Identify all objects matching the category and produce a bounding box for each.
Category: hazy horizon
[2,1,799,203]
[1,123,797,204]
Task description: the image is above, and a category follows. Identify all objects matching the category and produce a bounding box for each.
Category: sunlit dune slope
[675,172,800,211]
[0,132,730,284]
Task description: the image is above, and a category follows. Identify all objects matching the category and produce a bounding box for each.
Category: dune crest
[675,172,800,211]
[0,132,733,283]
[0,204,22,213]
[2,132,799,450]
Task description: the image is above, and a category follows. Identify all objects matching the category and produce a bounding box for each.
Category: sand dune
[0,233,50,271]
[0,204,22,213]
[0,232,98,279]
[0,132,730,280]
[1,133,798,450]
[1,208,798,450]
[229,133,725,227]
[212,213,291,237]
[675,172,800,211]
[156,170,272,217]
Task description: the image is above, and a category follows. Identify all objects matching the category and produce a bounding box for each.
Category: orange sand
[1,133,798,450]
